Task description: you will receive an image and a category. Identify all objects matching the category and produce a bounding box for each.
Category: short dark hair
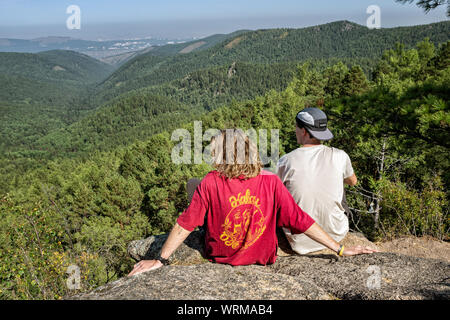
[295,120,312,138]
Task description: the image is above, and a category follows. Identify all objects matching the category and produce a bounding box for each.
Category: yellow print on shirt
[220,189,266,250]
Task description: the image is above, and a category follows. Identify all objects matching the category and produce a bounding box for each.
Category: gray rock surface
[269,253,449,300]
[71,263,331,300]
[71,232,450,300]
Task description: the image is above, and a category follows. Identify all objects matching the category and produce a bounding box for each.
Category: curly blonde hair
[210,129,262,179]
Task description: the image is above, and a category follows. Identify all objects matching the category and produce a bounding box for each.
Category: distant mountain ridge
[0,33,244,65]
[92,20,450,105]
[95,30,250,66]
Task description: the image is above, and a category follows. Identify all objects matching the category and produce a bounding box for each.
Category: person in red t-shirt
[129,129,377,276]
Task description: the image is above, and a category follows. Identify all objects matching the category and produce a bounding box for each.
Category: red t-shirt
[177,170,315,266]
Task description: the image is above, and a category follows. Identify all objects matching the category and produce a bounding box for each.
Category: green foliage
[341,66,370,96]
[323,62,350,98]
[0,51,111,84]
[0,50,112,106]
[396,0,450,17]
[2,22,448,195]
[326,41,449,240]
[379,175,448,239]
[34,94,202,158]
[92,21,449,105]
[0,50,115,194]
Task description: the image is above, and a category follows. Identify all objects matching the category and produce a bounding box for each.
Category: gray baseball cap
[295,107,334,141]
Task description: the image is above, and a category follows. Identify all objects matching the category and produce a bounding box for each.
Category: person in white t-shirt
[277,107,358,254]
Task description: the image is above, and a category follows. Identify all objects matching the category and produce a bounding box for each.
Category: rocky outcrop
[71,263,331,300]
[71,232,450,300]
[269,253,449,300]
[227,61,237,78]
[127,230,208,266]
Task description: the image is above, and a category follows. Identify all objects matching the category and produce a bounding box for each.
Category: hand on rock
[128,260,163,276]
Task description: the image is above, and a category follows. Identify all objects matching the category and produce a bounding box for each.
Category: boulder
[71,231,450,300]
[269,253,449,300]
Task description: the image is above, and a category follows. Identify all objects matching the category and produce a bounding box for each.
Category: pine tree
[341,66,369,96]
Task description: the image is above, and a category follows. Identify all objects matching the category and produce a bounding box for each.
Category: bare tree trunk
[374,138,386,230]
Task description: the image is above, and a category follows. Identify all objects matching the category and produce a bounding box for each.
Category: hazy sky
[0,0,448,40]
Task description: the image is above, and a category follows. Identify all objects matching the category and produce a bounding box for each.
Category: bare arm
[160,223,192,258]
[303,223,341,252]
[128,223,191,276]
[303,222,378,256]
[344,173,357,186]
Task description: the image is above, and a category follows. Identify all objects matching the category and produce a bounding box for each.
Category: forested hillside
[145,30,250,56]
[6,20,446,166]
[1,20,449,197]
[0,38,448,299]
[0,50,113,105]
[92,20,450,105]
[0,50,113,86]
[0,49,112,116]
[0,50,114,157]
[29,61,297,159]
[0,50,115,192]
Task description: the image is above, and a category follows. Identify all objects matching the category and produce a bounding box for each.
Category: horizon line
[1,19,448,42]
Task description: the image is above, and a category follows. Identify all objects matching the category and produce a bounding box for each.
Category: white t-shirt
[277,145,354,254]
